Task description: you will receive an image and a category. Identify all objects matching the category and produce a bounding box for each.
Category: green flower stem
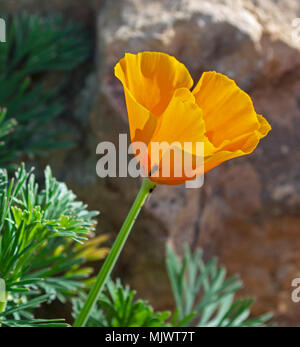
[74,178,156,327]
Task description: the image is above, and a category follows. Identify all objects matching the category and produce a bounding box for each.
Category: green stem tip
[74,178,156,327]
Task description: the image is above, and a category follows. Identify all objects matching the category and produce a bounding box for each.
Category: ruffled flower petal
[193,71,261,148]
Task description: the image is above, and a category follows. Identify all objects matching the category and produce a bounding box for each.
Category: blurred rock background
[1,0,300,326]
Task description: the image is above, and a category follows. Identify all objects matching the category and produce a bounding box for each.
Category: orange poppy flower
[115,52,271,185]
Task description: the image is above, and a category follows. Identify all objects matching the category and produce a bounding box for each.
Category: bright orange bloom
[115,52,271,185]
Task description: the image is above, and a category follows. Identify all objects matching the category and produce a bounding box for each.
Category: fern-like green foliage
[72,279,171,327]
[167,246,272,327]
[0,164,107,327]
[73,246,272,327]
[0,14,90,169]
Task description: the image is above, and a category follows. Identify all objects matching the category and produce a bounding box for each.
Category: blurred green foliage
[166,246,272,327]
[0,108,16,150]
[0,14,91,169]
